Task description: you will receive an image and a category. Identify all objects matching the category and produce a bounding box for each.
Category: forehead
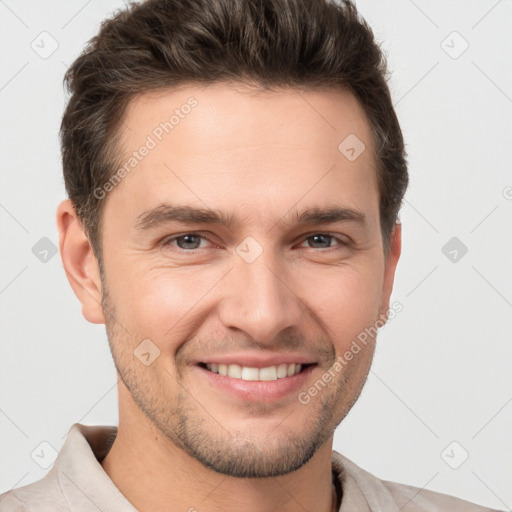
[120,82,374,154]
[105,82,379,228]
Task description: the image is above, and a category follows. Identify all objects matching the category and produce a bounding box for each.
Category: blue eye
[300,234,347,250]
[161,232,349,253]
[164,234,210,250]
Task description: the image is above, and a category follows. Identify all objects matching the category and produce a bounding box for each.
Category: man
[0,0,502,511]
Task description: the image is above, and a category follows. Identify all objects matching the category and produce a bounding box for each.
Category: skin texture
[57,82,401,512]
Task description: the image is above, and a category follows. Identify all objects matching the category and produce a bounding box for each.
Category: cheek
[107,250,384,351]
[296,262,383,347]
[123,268,220,342]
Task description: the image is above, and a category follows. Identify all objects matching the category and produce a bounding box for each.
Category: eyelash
[160,232,351,252]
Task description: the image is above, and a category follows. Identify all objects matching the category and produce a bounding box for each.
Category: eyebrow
[135,203,367,231]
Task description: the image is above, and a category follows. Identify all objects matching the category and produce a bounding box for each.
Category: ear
[378,221,402,320]
[56,199,105,324]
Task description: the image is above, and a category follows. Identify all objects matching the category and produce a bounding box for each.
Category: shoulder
[332,450,503,512]
[0,471,68,512]
[382,479,501,512]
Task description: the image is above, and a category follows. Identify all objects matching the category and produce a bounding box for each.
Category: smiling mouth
[198,362,314,381]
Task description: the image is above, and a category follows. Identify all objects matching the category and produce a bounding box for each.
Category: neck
[101,399,338,512]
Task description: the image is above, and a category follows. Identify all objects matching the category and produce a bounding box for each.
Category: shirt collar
[331,450,400,512]
[57,423,138,512]
[55,423,398,512]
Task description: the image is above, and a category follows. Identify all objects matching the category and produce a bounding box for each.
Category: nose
[217,249,305,346]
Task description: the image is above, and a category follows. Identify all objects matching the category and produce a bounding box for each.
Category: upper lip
[195,352,317,368]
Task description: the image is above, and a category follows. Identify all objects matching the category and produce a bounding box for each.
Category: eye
[160,232,350,253]
[162,233,212,250]
[299,234,349,250]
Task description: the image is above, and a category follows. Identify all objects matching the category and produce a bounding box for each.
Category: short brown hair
[61,0,408,265]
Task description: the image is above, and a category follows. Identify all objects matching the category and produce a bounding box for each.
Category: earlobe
[379,221,402,321]
[56,199,106,324]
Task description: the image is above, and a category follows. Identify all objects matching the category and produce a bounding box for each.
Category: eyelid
[296,232,351,249]
[161,231,351,251]
[161,232,215,249]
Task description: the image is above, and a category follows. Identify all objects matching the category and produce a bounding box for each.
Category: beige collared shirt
[0,423,501,511]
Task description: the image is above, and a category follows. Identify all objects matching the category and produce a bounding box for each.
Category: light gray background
[0,0,511,509]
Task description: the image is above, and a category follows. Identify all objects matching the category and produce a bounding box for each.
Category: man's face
[95,83,400,477]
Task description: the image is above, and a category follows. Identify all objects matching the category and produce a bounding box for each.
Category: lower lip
[195,364,316,402]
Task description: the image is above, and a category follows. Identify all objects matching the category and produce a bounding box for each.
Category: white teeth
[259,366,277,381]
[205,363,304,381]
[241,367,259,381]
[277,363,288,378]
[227,364,242,378]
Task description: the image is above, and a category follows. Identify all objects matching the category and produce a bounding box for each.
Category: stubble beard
[100,282,372,478]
